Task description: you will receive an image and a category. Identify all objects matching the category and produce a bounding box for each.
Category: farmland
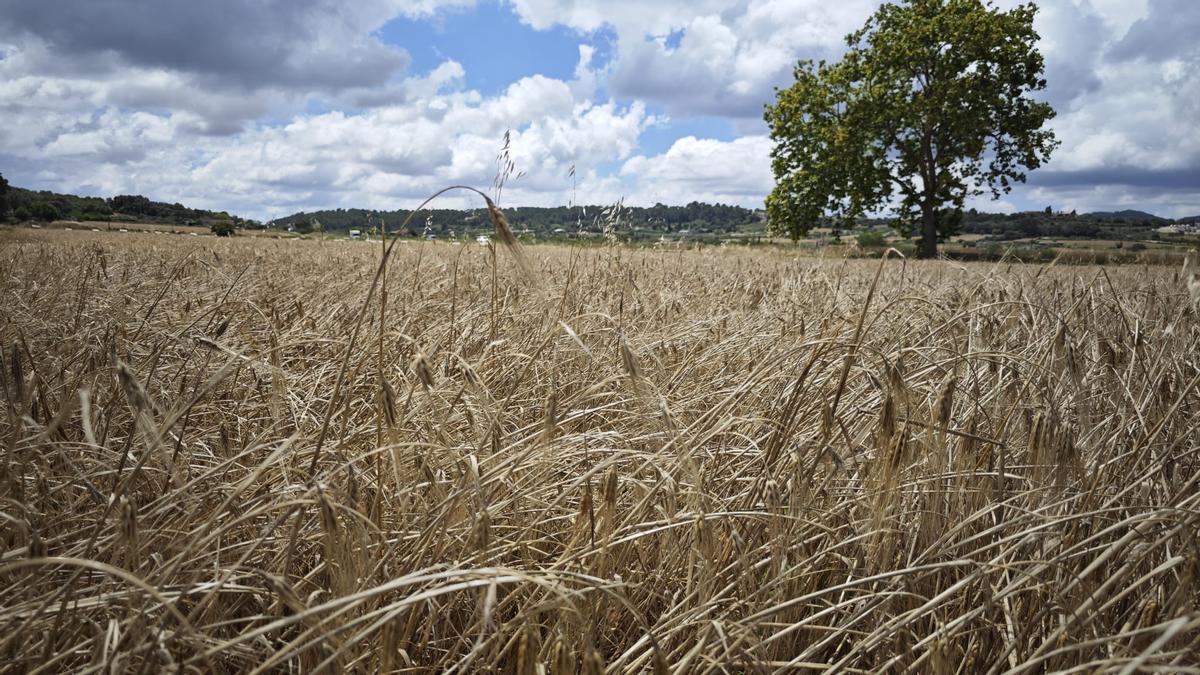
[2,227,1199,671]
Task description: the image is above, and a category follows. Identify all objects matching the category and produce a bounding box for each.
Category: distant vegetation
[2,182,256,228]
[270,202,762,238]
[210,220,236,237]
[958,209,1170,240]
[0,173,8,221]
[274,202,1196,249]
[2,179,1195,254]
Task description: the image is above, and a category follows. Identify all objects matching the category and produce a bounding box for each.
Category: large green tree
[765,0,1058,258]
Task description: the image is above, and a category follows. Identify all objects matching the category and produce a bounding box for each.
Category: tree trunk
[919,202,938,259]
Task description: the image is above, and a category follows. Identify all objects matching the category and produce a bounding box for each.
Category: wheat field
[2,224,1199,673]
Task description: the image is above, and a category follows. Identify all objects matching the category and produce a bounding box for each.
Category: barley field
[2,225,1199,673]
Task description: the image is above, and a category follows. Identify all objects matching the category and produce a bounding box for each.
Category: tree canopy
[0,173,9,220]
[765,0,1058,257]
[2,183,257,226]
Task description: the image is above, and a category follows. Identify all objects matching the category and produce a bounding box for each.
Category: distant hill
[1082,209,1168,223]
[957,208,1184,241]
[5,185,252,227]
[1176,215,1200,224]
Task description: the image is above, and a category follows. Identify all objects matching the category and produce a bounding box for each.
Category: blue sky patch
[638,113,739,156]
[379,2,598,96]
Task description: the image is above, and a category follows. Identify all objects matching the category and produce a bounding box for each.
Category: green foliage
[31,201,60,222]
[9,189,111,222]
[295,218,323,234]
[211,220,236,237]
[108,194,209,222]
[765,0,1058,257]
[957,210,1171,240]
[5,184,238,226]
[0,173,9,220]
[273,202,762,237]
[856,230,888,247]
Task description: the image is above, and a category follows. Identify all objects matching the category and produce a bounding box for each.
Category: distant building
[477,235,491,246]
[349,229,361,239]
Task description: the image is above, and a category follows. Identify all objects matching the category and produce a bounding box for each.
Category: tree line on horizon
[269,202,764,236]
[271,202,1183,240]
[0,180,250,228]
[0,175,1192,242]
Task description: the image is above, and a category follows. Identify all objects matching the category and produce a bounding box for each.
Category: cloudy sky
[1,0,1197,219]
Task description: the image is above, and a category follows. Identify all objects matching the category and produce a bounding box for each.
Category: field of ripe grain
[2,227,1199,673]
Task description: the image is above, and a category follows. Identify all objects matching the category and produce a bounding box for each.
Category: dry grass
[2,225,1199,673]
[27,221,214,235]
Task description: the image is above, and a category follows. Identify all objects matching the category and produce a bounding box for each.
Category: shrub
[856,230,888,248]
[982,242,1006,259]
[296,218,323,234]
[31,202,60,222]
